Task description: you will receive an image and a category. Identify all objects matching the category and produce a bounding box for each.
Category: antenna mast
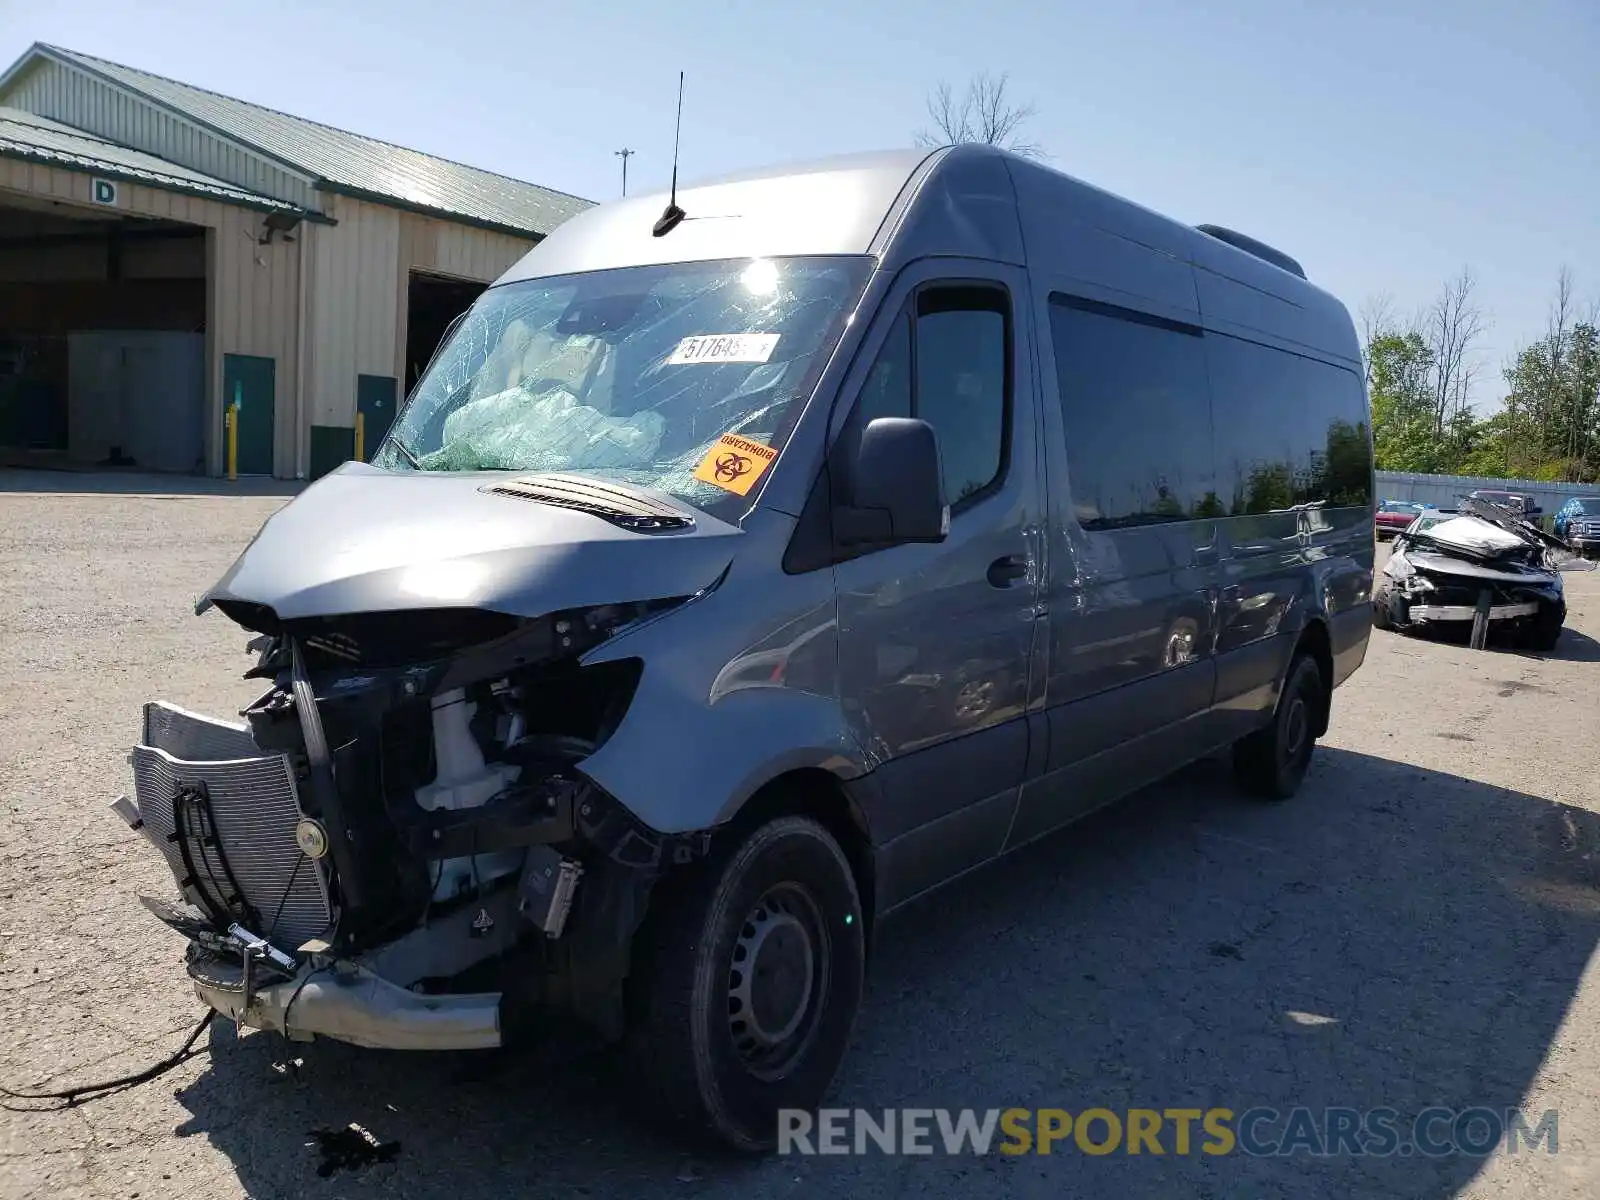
[614,147,635,197]
[652,72,687,237]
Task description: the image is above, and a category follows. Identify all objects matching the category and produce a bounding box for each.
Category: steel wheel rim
[726,882,830,1080]
[1283,694,1309,766]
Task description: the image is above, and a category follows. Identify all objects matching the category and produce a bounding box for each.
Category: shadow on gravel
[0,467,303,498]
[1515,627,1600,664]
[173,748,1600,1200]
[1379,619,1600,662]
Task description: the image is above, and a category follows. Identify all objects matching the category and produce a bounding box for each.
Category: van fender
[1267,566,1342,732]
[577,677,871,836]
[572,512,868,835]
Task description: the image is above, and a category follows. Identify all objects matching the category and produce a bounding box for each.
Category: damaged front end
[1375,496,1577,651]
[116,598,708,1051]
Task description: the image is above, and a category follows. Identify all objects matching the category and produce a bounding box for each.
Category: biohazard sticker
[693,433,779,496]
[667,333,780,365]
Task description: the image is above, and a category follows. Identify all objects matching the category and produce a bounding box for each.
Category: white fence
[1376,471,1597,526]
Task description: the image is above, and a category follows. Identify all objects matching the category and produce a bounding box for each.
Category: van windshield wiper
[385,436,422,470]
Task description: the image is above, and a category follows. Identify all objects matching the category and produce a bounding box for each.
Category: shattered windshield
[375,255,872,513]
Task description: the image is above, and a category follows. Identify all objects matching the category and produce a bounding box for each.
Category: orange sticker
[693,433,778,496]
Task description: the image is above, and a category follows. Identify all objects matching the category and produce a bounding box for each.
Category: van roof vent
[1195,224,1307,280]
[483,473,694,533]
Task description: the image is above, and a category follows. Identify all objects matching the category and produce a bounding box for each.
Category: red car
[1375,499,1425,540]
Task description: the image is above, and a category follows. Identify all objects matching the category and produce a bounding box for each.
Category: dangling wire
[1,1011,215,1110]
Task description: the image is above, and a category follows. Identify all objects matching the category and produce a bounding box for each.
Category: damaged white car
[1374,496,1579,650]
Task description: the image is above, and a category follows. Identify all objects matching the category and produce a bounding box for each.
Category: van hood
[198,462,742,623]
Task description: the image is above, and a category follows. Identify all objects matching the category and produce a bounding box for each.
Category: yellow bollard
[354,411,365,463]
[226,404,238,481]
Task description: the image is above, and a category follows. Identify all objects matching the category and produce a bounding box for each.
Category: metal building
[0,43,593,478]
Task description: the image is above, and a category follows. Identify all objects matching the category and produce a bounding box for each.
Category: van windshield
[375,255,872,513]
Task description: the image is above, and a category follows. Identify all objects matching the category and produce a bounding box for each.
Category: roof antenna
[652,72,687,237]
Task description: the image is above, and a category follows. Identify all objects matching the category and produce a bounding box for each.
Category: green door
[357,374,398,462]
[223,354,275,476]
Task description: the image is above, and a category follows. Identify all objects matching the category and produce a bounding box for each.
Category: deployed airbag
[421,386,666,473]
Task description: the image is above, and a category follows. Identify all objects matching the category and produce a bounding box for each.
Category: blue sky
[1,0,1595,408]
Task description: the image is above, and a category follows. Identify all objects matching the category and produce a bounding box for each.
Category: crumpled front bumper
[186,949,502,1052]
[135,893,514,1052]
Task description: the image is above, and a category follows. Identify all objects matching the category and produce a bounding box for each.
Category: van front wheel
[1233,650,1326,801]
[626,815,865,1152]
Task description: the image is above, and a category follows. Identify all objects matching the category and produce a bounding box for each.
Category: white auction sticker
[667,333,780,365]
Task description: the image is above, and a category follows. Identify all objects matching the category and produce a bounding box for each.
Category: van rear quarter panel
[1184,225,1374,700]
[1008,155,1372,841]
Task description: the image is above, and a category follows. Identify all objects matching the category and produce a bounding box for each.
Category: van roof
[496,147,937,282]
[493,144,1353,360]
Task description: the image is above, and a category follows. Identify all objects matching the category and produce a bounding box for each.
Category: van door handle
[987,554,1029,587]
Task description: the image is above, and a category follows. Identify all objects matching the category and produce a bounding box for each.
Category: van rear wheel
[1233,650,1326,801]
[626,815,865,1153]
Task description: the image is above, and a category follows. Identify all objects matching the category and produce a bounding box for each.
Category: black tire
[1371,583,1394,631]
[625,815,865,1153]
[1233,650,1326,801]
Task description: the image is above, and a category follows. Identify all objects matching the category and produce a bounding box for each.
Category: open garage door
[404,269,485,392]
[0,192,206,473]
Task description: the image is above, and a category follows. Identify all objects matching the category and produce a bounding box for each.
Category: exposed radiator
[131,701,331,949]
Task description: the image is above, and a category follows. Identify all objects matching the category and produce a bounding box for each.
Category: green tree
[1368,330,1442,471]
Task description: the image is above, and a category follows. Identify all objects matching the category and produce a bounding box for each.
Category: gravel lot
[3,470,1599,1200]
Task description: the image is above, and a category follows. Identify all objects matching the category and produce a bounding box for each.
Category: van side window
[1204,334,1373,513]
[1047,296,1215,529]
[851,286,1011,511]
[916,289,1009,507]
[855,309,912,426]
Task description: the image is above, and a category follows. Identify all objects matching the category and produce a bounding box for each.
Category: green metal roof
[32,45,595,237]
[0,105,296,211]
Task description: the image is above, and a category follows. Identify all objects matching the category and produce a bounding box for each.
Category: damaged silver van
[116,146,1374,1151]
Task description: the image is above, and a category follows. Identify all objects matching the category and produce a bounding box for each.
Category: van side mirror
[835,417,949,546]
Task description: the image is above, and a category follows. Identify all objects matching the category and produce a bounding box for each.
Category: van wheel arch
[715,769,878,956]
[1294,619,1334,737]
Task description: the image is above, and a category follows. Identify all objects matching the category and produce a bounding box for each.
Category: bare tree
[916,72,1045,160]
[1423,267,1487,432]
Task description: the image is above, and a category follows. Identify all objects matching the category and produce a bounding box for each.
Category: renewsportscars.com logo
[777,1107,1560,1158]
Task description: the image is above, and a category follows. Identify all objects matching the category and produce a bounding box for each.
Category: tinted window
[916,294,1007,506]
[1205,334,1373,513]
[850,286,1010,511]
[1048,296,1215,528]
[855,309,911,426]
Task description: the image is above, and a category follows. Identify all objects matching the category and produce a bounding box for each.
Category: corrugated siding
[8,59,318,211]
[392,210,534,382]
[399,210,535,283]
[305,199,533,454]
[212,209,301,477]
[305,196,401,437]
[0,157,301,476]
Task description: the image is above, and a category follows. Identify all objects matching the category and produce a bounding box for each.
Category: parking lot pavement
[3,481,1598,1200]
